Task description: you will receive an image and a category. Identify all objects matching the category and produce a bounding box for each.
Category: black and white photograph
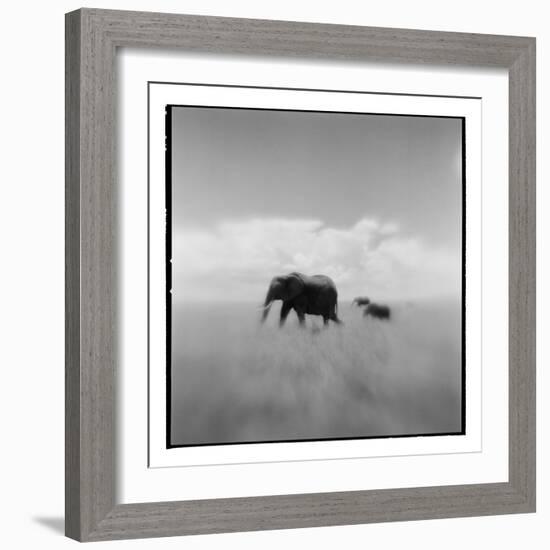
[166,103,465,447]
[2,0,541,546]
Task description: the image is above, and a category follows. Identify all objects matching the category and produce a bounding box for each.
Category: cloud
[172,217,461,303]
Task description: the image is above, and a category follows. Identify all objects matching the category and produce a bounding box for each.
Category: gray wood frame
[65,8,536,542]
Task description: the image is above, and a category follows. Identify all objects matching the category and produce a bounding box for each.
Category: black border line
[461,116,467,435]
[165,105,173,450]
[166,103,466,119]
[157,85,468,449]
[146,84,151,461]
[150,80,481,101]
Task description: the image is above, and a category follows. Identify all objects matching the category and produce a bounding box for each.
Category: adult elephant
[260,272,342,327]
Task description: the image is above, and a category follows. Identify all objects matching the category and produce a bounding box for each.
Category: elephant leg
[294,307,306,326]
[330,308,342,324]
[323,315,330,326]
[279,302,292,327]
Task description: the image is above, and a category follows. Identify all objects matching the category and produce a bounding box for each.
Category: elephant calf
[352,296,371,307]
[363,302,391,320]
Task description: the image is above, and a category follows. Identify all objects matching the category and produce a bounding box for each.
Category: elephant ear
[283,273,305,300]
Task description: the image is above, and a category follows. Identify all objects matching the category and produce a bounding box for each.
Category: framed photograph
[65,8,536,541]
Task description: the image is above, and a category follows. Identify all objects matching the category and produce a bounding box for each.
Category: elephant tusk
[260,300,273,323]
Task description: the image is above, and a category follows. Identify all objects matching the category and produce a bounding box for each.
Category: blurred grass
[171,300,462,445]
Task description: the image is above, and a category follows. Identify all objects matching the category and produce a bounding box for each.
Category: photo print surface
[166,104,465,447]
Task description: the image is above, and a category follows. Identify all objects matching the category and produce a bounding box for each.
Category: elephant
[363,302,391,320]
[352,296,371,307]
[260,272,342,327]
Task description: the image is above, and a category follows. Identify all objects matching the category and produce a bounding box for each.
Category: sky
[170,106,463,303]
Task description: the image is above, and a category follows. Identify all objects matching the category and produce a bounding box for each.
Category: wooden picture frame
[65,8,536,541]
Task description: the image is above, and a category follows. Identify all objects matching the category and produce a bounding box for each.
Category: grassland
[170,300,462,446]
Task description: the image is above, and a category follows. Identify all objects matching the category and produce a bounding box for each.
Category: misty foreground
[171,300,462,446]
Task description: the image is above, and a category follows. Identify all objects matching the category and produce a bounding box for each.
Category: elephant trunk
[260,286,275,323]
